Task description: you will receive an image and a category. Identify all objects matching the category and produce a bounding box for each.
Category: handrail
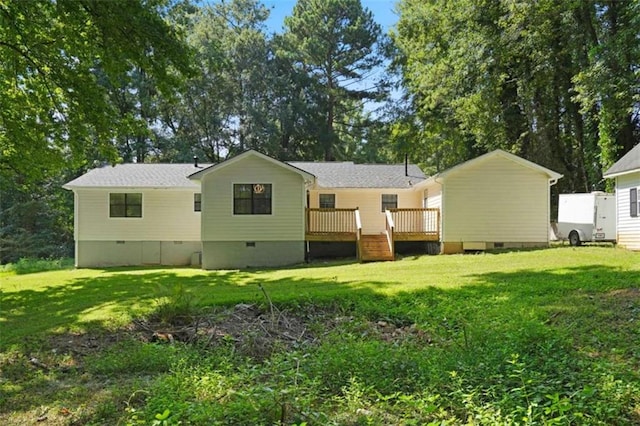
[355,208,362,234]
[384,209,395,257]
[388,208,440,238]
[385,209,395,230]
[355,208,362,261]
[305,208,358,234]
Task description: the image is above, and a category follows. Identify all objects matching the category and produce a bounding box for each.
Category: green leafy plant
[0,257,73,274]
[152,283,200,325]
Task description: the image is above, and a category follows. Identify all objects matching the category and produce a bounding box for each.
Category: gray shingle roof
[64,159,426,190]
[63,163,211,189]
[603,143,640,177]
[289,162,426,188]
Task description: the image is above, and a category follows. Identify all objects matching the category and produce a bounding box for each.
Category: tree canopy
[1,0,639,262]
[0,0,192,186]
[282,0,387,160]
[391,0,640,192]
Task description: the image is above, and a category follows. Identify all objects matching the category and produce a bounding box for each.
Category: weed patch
[0,257,73,274]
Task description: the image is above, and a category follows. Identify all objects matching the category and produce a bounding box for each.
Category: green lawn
[2,246,640,424]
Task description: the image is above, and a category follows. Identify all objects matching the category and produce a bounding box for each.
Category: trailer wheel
[569,230,582,247]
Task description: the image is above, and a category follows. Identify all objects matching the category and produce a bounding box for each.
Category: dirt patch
[599,287,640,319]
[40,303,430,367]
[134,303,319,360]
[606,287,640,299]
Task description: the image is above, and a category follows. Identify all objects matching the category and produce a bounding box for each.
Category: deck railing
[305,208,358,240]
[305,207,440,242]
[388,208,440,240]
[384,210,395,256]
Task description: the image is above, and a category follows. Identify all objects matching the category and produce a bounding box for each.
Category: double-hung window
[381,194,398,212]
[234,183,272,215]
[109,193,142,218]
[631,188,638,217]
[319,193,336,209]
[194,193,202,212]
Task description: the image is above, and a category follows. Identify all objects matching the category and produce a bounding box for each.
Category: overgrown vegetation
[2,247,640,424]
[0,258,74,274]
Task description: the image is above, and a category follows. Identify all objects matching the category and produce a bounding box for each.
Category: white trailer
[553,192,616,246]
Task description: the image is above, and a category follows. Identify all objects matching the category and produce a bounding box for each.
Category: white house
[603,143,640,250]
[64,149,562,268]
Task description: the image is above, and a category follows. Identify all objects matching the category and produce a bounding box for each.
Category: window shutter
[631,188,638,217]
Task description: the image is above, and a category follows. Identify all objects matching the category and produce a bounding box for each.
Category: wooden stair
[359,234,394,262]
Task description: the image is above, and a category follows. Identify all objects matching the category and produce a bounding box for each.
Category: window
[110,193,142,218]
[234,183,272,215]
[381,194,398,212]
[631,188,638,217]
[194,193,202,212]
[319,193,336,209]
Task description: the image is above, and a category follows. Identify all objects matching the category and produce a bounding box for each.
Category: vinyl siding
[421,183,443,209]
[307,188,422,234]
[442,155,550,243]
[615,173,640,250]
[418,182,444,242]
[74,188,201,241]
[201,155,306,241]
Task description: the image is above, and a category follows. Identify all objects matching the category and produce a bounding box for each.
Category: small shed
[603,143,640,250]
[416,150,563,254]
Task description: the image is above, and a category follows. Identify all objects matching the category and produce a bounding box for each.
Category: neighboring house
[64,149,562,268]
[603,143,640,250]
[416,150,563,254]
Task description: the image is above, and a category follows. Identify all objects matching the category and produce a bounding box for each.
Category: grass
[1,246,640,424]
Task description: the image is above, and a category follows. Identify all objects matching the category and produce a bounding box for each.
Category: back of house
[63,149,563,268]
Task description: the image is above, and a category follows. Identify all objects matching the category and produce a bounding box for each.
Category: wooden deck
[305,208,441,261]
[388,208,440,242]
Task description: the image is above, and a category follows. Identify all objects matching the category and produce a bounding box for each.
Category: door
[594,196,616,240]
[142,241,161,264]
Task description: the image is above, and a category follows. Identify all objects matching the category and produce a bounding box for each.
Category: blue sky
[261,0,400,34]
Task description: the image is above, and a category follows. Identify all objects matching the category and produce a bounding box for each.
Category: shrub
[0,257,73,274]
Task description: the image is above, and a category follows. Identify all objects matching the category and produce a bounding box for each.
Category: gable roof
[188,150,314,182]
[63,151,427,190]
[63,163,210,189]
[603,143,640,178]
[418,149,562,186]
[289,162,426,188]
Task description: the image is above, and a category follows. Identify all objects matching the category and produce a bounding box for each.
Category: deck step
[359,234,394,262]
